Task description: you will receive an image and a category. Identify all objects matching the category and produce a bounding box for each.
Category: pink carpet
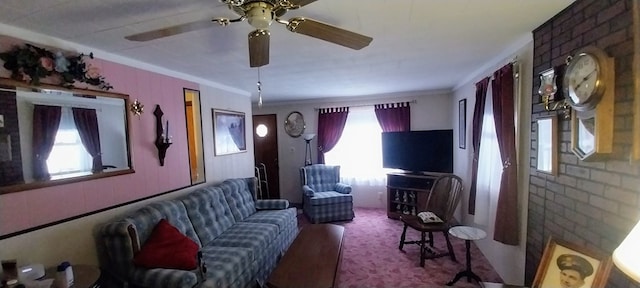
[298,207,503,288]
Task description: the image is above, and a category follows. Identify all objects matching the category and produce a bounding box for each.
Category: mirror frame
[536,115,557,175]
[0,77,134,194]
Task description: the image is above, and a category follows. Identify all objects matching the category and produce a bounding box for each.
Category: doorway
[253,114,280,199]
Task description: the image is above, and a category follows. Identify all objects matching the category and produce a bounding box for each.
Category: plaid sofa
[300,164,354,223]
[100,177,298,288]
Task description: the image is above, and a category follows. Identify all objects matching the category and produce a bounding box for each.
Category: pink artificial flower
[39,57,54,71]
[85,66,101,79]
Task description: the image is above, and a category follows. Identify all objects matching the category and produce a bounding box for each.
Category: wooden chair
[398,174,463,267]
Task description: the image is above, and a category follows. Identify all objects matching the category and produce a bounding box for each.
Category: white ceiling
[0,0,575,103]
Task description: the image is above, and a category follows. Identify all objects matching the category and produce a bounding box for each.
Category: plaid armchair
[300,164,354,223]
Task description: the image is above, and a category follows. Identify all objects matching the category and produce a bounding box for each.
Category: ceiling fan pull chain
[257,68,263,107]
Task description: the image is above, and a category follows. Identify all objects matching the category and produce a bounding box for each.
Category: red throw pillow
[133,219,199,270]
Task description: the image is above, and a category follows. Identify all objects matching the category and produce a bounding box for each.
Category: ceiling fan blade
[125,19,216,41]
[285,17,372,50]
[249,29,270,67]
[287,0,318,8]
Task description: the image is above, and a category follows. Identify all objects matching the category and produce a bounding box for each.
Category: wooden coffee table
[267,224,345,288]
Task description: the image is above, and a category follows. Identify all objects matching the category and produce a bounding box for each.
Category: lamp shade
[612,220,640,283]
[303,133,316,141]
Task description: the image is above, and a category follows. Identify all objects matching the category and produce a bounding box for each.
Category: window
[475,86,503,225]
[47,107,92,177]
[324,106,388,186]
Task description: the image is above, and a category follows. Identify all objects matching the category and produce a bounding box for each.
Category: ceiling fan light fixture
[246,2,274,29]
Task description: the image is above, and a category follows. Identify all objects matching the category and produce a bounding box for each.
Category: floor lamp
[303,133,316,166]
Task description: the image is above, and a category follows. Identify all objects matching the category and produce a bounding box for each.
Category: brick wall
[527,0,640,287]
[0,87,23,185]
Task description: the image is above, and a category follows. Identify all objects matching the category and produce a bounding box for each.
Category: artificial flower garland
[0,43,113,90]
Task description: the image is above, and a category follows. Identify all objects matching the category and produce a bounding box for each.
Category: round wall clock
[563,46,612,112]
[284,111,305,137]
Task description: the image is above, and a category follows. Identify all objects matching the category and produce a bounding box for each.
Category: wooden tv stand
[386,172,442,219]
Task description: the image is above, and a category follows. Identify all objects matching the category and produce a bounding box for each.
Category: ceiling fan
[125,0,373,67]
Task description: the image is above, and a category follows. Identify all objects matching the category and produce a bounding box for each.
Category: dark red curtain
[317,107,349,164]
[32,105,62,180]
[374,102,411,132]
[72,108,103,173]
[468,77,490,215]
[491,63,518,245]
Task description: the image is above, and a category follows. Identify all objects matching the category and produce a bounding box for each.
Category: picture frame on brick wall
[458,98,466,149]
[532,237,613,288]
[536,115,557,175]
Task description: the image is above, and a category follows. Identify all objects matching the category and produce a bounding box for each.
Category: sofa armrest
[302,185,315,196]
[335,183,352,194]
[255,199,290,210]
[101,221,138,280]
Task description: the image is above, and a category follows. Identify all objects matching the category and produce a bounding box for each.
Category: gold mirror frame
[536,115,557,175]
[0,77,134,194]
[632,0,640,160]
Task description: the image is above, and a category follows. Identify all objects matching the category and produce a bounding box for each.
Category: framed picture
[532,237,612,288]
[536,115,557,175]
[212,109,246,156]
[458,99,466,149]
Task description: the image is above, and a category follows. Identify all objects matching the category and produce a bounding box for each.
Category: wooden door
[253,114,280,199]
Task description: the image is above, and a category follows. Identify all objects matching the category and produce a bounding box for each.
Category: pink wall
[0,36,198,235]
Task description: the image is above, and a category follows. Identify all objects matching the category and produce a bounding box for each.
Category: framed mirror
[0,78,134,194]
[183,88,205,184]
[536,115,557,175]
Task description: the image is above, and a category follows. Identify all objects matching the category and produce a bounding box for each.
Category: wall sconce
[303,133,316,166]
[612,219,640,283]
[153,105,172,166]
[539,67,571,119]
[130,99,144,116]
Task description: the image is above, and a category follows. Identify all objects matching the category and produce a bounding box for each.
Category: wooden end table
[44,264,101,288]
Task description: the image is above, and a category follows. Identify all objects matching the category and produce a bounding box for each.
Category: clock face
[565,53,600,105]
[566,53,600,105]
[284,111,305,137]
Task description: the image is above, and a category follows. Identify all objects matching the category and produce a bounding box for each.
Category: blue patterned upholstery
[130,266,198,288]
[125,201,202,247]
[255,199,289,210]
[300,164,355,223]
[243,208,297,230]
[179,186,236,246]
[198,246,254,287]
[220,178,258,222]
[100,177,298,288]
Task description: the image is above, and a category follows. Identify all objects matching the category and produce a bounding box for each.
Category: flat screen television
[381,130,453,173]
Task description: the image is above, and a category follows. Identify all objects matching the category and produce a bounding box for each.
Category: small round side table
[446,225,487,286]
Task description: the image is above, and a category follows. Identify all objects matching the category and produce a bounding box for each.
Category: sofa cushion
[199,245,254,287]
[133,219,199,270]
[209,222,279,262]
[242,208,297,231]
[308,191,353,205]
[220,178,257,222]
[125,200,201,248]
[180,186,236,246]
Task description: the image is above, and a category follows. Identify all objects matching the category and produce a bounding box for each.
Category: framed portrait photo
[532,237,612,288]
[212,109,247,156]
